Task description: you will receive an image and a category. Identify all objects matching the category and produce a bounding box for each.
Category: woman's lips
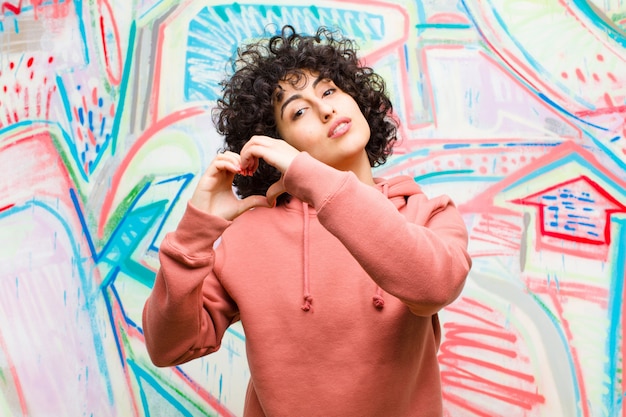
[328,117,352,138]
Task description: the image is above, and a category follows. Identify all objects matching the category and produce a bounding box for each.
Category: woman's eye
[293,108,306,120]
[323,88,335,97]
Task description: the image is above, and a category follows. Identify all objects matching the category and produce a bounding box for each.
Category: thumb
[266,176,287,207]
[239,194,272,213]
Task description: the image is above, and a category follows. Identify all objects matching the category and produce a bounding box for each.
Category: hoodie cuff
[283,152,351,210]
[163,202,232,260]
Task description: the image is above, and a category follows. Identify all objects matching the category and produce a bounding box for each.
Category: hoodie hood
[374,175,423,207]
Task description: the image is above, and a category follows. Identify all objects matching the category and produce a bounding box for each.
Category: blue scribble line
[571,0,626,48]
[459,0,619,140]
[605,217,626,412]
[541,189,601,239]
[0,200,116,404]
[184,4,386,102]
[127,360,196,417]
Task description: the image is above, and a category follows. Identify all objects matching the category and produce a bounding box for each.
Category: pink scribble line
[105,288,143,417]
[526,277,609,309]
[0,330,28,416]
[557,0,626,64]
[548,290,590,417]
[440,298,545,415]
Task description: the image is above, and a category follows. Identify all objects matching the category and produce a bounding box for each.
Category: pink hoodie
[143,152,472,417]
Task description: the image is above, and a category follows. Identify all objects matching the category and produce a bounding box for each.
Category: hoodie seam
[315,173,352,214]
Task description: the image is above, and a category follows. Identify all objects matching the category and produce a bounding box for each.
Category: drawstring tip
[301,295,313,312]
[373,295,385,309]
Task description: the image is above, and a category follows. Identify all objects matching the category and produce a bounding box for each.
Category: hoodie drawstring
[373,287,385,309]
[371,183,390,310]
[301,202,313,312]
[300,185,386,312]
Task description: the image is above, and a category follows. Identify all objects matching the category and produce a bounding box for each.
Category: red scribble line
[461,141,626,216]
[575,104,626,118]
[429,12,471,25]
[76,126,85,142]
[171,367,238,417]
[81,92,88,116]
[442,372,543,410]
[472,4,574,110]
[444,306,502,329]
[1,0,21,14]
[440,324,546,413]
[45,85,56,120]
[471,231,522,246]
[73,107,81,125]
[36,90,42,117]
[2,1,73,20]
[469,250,520,258]
[440,353,536,384]
[442,366,542,406]
[444,391,496,417]
[24,86,29,118]
[457,296,494,312]
[470,234,520,250]
[0,203,15,212]
[441,326,518,357]
[525,277,609,308]
[355,1,415,135]
[98,106,207,238]
[477,50,582,132]
[473,222,521,237]
[479,213,523,230]
[98,0,122,86]
[440,298,546,414]
[86,125,97,146]
[513,174,626,246]
[0,330,28,416]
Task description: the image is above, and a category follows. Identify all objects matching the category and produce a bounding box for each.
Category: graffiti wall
[1,0,624,416]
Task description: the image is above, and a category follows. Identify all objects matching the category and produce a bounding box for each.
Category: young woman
[143,25,472,417]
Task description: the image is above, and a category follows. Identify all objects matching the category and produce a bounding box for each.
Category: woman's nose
[318,101,335,121]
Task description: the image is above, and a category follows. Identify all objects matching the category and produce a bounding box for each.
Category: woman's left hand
[239,135,300,205]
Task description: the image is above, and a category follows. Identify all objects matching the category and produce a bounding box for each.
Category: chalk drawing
[1,1,624,416]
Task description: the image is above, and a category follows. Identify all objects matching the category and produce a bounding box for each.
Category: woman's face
[272,70,372,174]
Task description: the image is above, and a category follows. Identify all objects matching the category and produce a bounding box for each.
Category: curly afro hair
[213,24,398,205]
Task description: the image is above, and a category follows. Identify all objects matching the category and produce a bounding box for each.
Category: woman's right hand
[189,151,271,221]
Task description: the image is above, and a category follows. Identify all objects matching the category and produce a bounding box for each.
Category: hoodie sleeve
[283,152,472,317]
[142,202,239,367]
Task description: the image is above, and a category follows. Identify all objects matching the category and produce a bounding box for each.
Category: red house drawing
[461,141,626,261]
[511,175,626,247]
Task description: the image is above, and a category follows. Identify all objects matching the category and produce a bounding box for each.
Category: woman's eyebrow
[278,75,327,120]
[279,93,301,120]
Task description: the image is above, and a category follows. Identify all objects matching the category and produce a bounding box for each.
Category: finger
[240,136,273,173]
[212,152,242,175]
[239,195,271,212]
[239,150,260,176]
[266,177,287,207]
